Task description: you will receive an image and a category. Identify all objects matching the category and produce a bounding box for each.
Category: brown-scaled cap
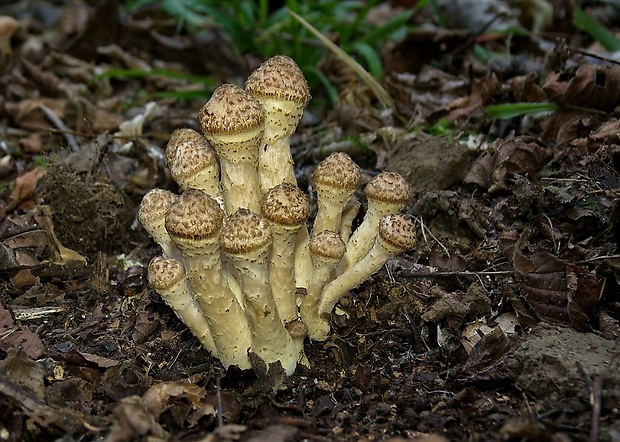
[245,55,311,107]
[148,256,185,292]
[261,183,310,226]
[365,172,411,207]
[139,189,178,244]
[219,209,272,256]
[377,214,416,253]
[165,189,224,241]
[198,84,264,136]
[309,230,346,262]
[166,128,219,191]
[313,152,361,192]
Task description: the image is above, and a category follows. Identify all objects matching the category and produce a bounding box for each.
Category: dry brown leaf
[543,64,620,112]
[5,167,46,212]
[4,98,67,131]
[447,74,499,121]
[464,133,552,192]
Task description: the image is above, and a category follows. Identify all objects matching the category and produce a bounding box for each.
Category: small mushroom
[300,230,346,341]
[318,214,416,318]
[165,128,221,200]
[245,55,311,194]
[312,152,361,234]
[138,188,180,260]
[220,209,297,375]
[339,196,361,243]
[165,189,252,370]
[198,84,264,214]
[148,256,218,356]
[338,172,411,273]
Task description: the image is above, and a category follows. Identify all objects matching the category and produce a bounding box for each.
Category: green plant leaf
[574,6,620,51]
[485,102,559,119]
[349,41,383,78]
[362,9,414,45]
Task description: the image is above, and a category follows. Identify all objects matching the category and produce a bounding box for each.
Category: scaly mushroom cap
[261,183,310,227]
[245,55,311,142]
[148,256,184,292]
[377,213,417,253]
[165,189,224,255]
[313,152,361,194]
[139,188,179,256]
[166,128,220,195]
[312,152,361,234]
[220,209,272,256]
[309,230,346,263]
[365,172,411,208]
[198,84,264,137]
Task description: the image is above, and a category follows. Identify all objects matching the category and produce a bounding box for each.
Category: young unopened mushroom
[165,189,252,370]
[339,172,411,273]
[245,55,311,194]
[300,230,346,341]
[138,188,180,260]
[261,183,310,325]
[148,256,218,357]
[165,128,221,199]
[198,84,264,214]
[312,152,361,234]
[220,209,298,375]
[318,213,416,317]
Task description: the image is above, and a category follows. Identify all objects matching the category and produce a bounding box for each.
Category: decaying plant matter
[139,55,415,375]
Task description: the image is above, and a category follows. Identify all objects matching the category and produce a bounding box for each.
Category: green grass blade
[287,9,396,111]
[485,102,559,119]
[574,6,620,51]
[349,41,383,78]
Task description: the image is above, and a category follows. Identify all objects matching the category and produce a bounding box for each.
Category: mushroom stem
[312,152,361,234]
[198,84,264,214]
[300,231,346,341]
[318,214,416,317]
[138,189,181,261]
[339,196,361,243]
[166,190,252,371]
[339,172,411,273]
[220,209,297,375]
[148,256,218,356]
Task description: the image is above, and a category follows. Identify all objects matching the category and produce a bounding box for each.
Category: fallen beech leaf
[447,74,499,121]
[142,381,210,419]
[464,133,552,193]
[0,303,45,359]
[5,167,47,211]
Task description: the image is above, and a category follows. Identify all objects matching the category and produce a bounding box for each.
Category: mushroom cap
[365,172,411,205]
[165,189,223,241]
[148,256,184,291]
[313,152,361,191]
[245,55,311,107]
[378,214,416,252]
[220,209,272,255]
[309,230,346,261]
[138,188,178,234]
[198,84,265,136]
[166,128,219,182]
[261,183,310,226]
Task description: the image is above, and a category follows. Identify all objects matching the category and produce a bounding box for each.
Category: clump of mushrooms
[139,55,415,375]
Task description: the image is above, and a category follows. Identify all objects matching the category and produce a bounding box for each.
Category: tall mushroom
[318,213,416,320]
[338,172,411,273]
[220,209,298,375]
[312,152,361,234]
[165,189,252,370]
[165,128,221,200]
[138,188,180,260]
[245,55,311,195]
[148,256,218,357]
[300,230,346,341]
[198,84,264,215]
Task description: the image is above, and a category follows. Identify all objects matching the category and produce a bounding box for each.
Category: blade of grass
[485,102,559,119]
[574,7,620,51]
[287,9,396,112]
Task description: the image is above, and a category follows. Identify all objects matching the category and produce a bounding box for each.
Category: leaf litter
[0,1,619,441]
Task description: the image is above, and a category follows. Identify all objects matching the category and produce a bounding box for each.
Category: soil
[0,1,619,442]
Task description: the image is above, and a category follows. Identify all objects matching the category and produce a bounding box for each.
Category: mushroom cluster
[139,55,416,375]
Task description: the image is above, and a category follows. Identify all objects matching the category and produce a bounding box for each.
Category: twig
[590,374,603,442]
[399,269,514,279]
[38,103,80,152]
